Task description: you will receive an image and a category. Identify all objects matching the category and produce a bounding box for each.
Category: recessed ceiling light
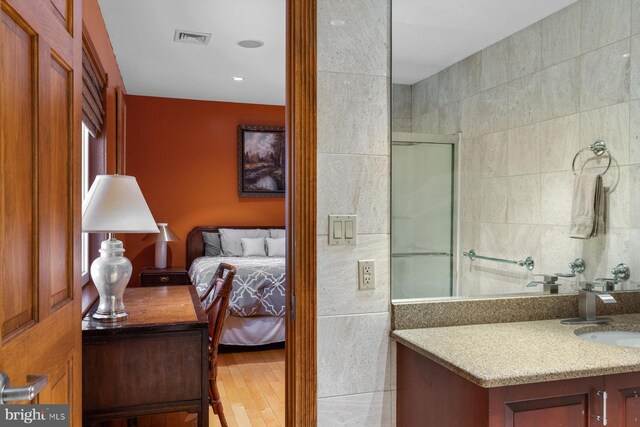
[233,76,244,81]
[238,40,264,48]
[623,53,631,58]
[330,19,346,26]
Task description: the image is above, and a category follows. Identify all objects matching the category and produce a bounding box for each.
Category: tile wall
[403,0,640,296]
[391,84,411,132]
[317,0,394,425]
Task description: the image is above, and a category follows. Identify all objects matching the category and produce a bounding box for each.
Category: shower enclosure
[391,132,460,300]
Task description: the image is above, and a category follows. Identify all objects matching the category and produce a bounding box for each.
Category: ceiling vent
[174,30,212,45]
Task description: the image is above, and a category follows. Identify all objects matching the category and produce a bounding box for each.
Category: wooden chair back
[199,263,227,304]
[202,262,236,426]
[202,263,236,356]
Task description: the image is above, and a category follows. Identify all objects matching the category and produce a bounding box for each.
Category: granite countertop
[392,313,640,388]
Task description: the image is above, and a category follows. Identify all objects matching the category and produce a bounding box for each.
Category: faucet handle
[556,272,576,278]
[534,274,558,283]
[569,258,586,274]
[611,263,630,281]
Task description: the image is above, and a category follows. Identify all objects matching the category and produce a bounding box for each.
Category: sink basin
[576,331,640,348]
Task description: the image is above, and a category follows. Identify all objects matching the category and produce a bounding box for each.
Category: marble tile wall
[391,84,411,132]
[317,0,394,425]
[401,0,640,297]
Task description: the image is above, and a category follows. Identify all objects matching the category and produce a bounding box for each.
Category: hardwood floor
[210,349,285,427]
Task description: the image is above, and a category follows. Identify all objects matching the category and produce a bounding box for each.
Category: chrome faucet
[594,263,631,291]
[527,274,561,294]
[594,277,617,291]
[561,282,617,325]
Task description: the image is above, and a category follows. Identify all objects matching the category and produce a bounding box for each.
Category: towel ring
[572,140,611,176]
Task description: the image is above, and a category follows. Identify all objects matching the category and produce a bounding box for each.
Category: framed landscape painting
[238,125,285,197]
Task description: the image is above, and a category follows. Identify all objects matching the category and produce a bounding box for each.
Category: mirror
[391,0,640,300]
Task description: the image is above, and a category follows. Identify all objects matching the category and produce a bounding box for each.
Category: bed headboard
[185,225,285,269]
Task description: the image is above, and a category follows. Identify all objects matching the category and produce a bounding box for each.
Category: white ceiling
[393,0,578,85]
[98,0,285,105]
[99,0,578,103]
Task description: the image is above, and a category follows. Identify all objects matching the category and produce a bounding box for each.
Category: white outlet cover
[358,259,375,290]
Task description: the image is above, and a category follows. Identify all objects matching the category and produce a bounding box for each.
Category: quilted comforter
[188,256,286,317]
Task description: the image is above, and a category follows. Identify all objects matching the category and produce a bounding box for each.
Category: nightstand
[139,267,191,286]
[82,286,208,426]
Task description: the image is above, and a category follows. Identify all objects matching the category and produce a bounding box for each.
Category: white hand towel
[569,174,604,239]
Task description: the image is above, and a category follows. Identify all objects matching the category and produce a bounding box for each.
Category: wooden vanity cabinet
[397,344,640,427]
[604,372,640,426]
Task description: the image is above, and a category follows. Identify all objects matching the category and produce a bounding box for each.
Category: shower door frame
[391,131,462,299]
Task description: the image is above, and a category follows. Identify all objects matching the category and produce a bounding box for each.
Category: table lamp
[144,223,180,268]
[82,175,159,321]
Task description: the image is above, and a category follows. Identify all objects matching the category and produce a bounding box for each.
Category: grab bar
[463,249,535,271]
[393,252,451,258]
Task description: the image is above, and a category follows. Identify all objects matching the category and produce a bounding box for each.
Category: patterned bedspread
[188,256,286,317]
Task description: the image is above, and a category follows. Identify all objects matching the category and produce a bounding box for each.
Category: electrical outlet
[358,260,375,290]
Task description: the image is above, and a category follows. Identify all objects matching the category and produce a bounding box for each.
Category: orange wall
[124,95,286,283]
[82,0,125,174]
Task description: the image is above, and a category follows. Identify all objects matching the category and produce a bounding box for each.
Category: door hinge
[290,292,296,321]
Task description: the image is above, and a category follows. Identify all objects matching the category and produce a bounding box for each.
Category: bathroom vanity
[393,316,640,426]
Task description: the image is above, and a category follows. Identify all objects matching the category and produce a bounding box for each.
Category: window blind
[82,42,106,137]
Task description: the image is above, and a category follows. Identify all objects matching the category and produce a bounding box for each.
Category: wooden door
[0,0,81,424]
[605,371,640,426]
[489,376,604,427]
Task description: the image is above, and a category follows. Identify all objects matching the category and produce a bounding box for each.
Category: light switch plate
[358,260,375,290]
[329,215,357,246]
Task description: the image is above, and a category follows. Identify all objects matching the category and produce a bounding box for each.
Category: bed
[186,226,286,346]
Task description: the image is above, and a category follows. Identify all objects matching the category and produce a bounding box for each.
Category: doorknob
[0,372,48,404]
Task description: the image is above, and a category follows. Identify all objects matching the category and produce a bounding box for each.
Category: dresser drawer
[139,268,191,286]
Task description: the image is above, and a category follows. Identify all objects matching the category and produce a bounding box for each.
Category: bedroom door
[0,0,82,424]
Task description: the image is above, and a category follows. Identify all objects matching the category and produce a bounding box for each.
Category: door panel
[46,359,73,404]
[42,51,73,310]
[506,396,589,426]
[606,372,640,426]
[50,0,72,33]
[489,376,604,427]
[0,0,81,424]
[0,7,37,338]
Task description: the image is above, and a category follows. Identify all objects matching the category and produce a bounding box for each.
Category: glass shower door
[392,139,454,299]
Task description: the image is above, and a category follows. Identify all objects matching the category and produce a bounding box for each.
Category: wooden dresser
[82,286,208,427]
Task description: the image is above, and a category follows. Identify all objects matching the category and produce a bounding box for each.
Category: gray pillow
[241,237,267,256]
[266,237,286,257]
[270,228,286,239]
[219,228,270,256]
[202,232,222,257]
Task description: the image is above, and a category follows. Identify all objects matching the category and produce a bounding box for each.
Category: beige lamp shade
[144,223,180,242]
[82,175,159,233]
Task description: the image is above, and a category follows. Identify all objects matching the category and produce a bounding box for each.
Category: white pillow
[269,228,286,239]
[242,237,267,257]
[266,237,286,257]
[219,228,270,256]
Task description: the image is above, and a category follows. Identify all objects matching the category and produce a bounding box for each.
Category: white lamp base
[155,241,167,268]
[91,237,131,322]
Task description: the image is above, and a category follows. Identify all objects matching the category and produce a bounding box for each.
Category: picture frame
[237,125,285,197]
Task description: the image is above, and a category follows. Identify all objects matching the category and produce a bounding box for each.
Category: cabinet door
[606,371,640,426]
[489,377,604,427]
